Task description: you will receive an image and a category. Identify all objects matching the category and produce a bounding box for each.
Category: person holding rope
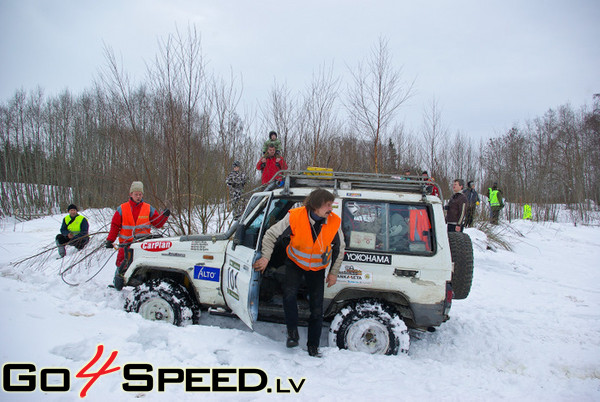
[56,204,89,259]
[105,181,170,289]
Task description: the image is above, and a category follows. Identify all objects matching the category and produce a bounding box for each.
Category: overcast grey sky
[1,0,598,140]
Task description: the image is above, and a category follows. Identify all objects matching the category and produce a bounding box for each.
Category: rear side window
[342,200,434,255]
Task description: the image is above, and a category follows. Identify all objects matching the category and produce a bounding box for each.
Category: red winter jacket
[256,155,288,184]
[107,198,169,266]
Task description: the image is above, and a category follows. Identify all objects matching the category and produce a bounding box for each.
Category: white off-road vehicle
[121,170,474,355]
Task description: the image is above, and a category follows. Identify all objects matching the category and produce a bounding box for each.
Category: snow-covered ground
[1,212,599,401]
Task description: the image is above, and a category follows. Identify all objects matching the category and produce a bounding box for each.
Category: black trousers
[464,204,476,227]
[447,224,464,233]
[55,234,89,250]
[282,261,325,348]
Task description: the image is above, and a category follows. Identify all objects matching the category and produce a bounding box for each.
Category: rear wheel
[124,278,198,326]
[448,232,474,299]
[328,300,409,355]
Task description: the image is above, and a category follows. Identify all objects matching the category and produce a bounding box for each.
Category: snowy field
[0,211,599,401]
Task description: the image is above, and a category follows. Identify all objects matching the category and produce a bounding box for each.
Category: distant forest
[1,31,599,231]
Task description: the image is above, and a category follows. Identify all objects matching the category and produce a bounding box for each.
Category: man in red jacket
[256,144,288,184]
[105,181,170,289]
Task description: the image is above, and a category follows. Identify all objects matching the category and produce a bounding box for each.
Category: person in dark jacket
[462,180,480,227]
[446,179,468,232]
[56,204,89,258]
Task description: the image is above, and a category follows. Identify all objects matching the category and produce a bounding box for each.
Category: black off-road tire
[328,300,409,355]
[448,231,474,300]
[124,278,198,326]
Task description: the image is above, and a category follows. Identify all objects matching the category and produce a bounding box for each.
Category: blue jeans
[283,261,325,348]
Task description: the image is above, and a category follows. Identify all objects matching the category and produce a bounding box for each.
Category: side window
[241,195,270,249]
[343,200,433,255]
[263,198,299,232]
[343,201,386,250]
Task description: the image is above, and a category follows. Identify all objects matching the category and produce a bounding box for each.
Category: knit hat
[233,160,241,167]
[67,204,78,211]
[130,181,144,193]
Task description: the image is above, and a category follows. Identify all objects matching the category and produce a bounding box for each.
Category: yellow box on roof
[305,167,334,177]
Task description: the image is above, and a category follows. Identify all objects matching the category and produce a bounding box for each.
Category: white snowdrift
[0,213,599,401]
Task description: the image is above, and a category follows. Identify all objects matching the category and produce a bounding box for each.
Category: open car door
[222,192,272,329]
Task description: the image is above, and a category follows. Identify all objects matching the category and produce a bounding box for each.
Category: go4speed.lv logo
[3,345,306,397]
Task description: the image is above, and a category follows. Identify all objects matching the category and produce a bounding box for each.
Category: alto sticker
[343,251,392,265]
[194,266,220,282]
[141,241,172,252]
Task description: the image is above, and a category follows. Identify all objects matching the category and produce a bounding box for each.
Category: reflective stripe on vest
[64,215,85,235]
[408,209,431,251]
[118,202,151,243]
[489,189,500,206]
[286,207,341,271]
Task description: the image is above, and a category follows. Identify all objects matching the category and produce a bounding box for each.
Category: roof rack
[269,169,443,199]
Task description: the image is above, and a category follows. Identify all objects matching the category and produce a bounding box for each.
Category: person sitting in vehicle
[389,212,409,252]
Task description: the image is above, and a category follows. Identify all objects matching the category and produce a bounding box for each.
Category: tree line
[1,30,598,230]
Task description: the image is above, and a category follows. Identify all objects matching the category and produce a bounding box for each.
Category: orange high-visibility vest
[118,202,151,243]
[409,209,431,251]
[286,207,341,271]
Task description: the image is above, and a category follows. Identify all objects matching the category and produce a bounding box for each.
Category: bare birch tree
[346,37,414,173]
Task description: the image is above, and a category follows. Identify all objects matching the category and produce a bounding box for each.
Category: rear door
[222,192,272,329]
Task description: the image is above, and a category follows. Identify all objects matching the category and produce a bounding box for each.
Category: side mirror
[232,223,246,250]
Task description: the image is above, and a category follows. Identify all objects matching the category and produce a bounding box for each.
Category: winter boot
[57,244,66,259]
[286,328,299,348]
[307,345,321,358]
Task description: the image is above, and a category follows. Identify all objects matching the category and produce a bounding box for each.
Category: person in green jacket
[523,204,532,220]
[55,204,89,258]
[488,183,504,225]
[261,131,283,156]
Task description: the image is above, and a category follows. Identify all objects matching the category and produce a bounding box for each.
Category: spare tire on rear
[448,232,474,299]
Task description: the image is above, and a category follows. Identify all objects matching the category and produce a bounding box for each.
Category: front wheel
[328,300,409,355]
[124,278,198,326]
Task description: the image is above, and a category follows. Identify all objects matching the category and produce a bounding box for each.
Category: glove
[105,240,114,249]
[163,209,171,217]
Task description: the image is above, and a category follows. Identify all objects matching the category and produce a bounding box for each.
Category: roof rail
[270,169,443,199]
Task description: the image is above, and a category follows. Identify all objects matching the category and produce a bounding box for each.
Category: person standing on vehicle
[253,188,345,357]
[421,170,440,197]
[446,179,468,232]
[462,181,480,227]
[226,161,247,220]
[488,182,504,225]
[105,181,170,289]
[256,144,288,184]
[55,204,89,258]
[261,130,283,157]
